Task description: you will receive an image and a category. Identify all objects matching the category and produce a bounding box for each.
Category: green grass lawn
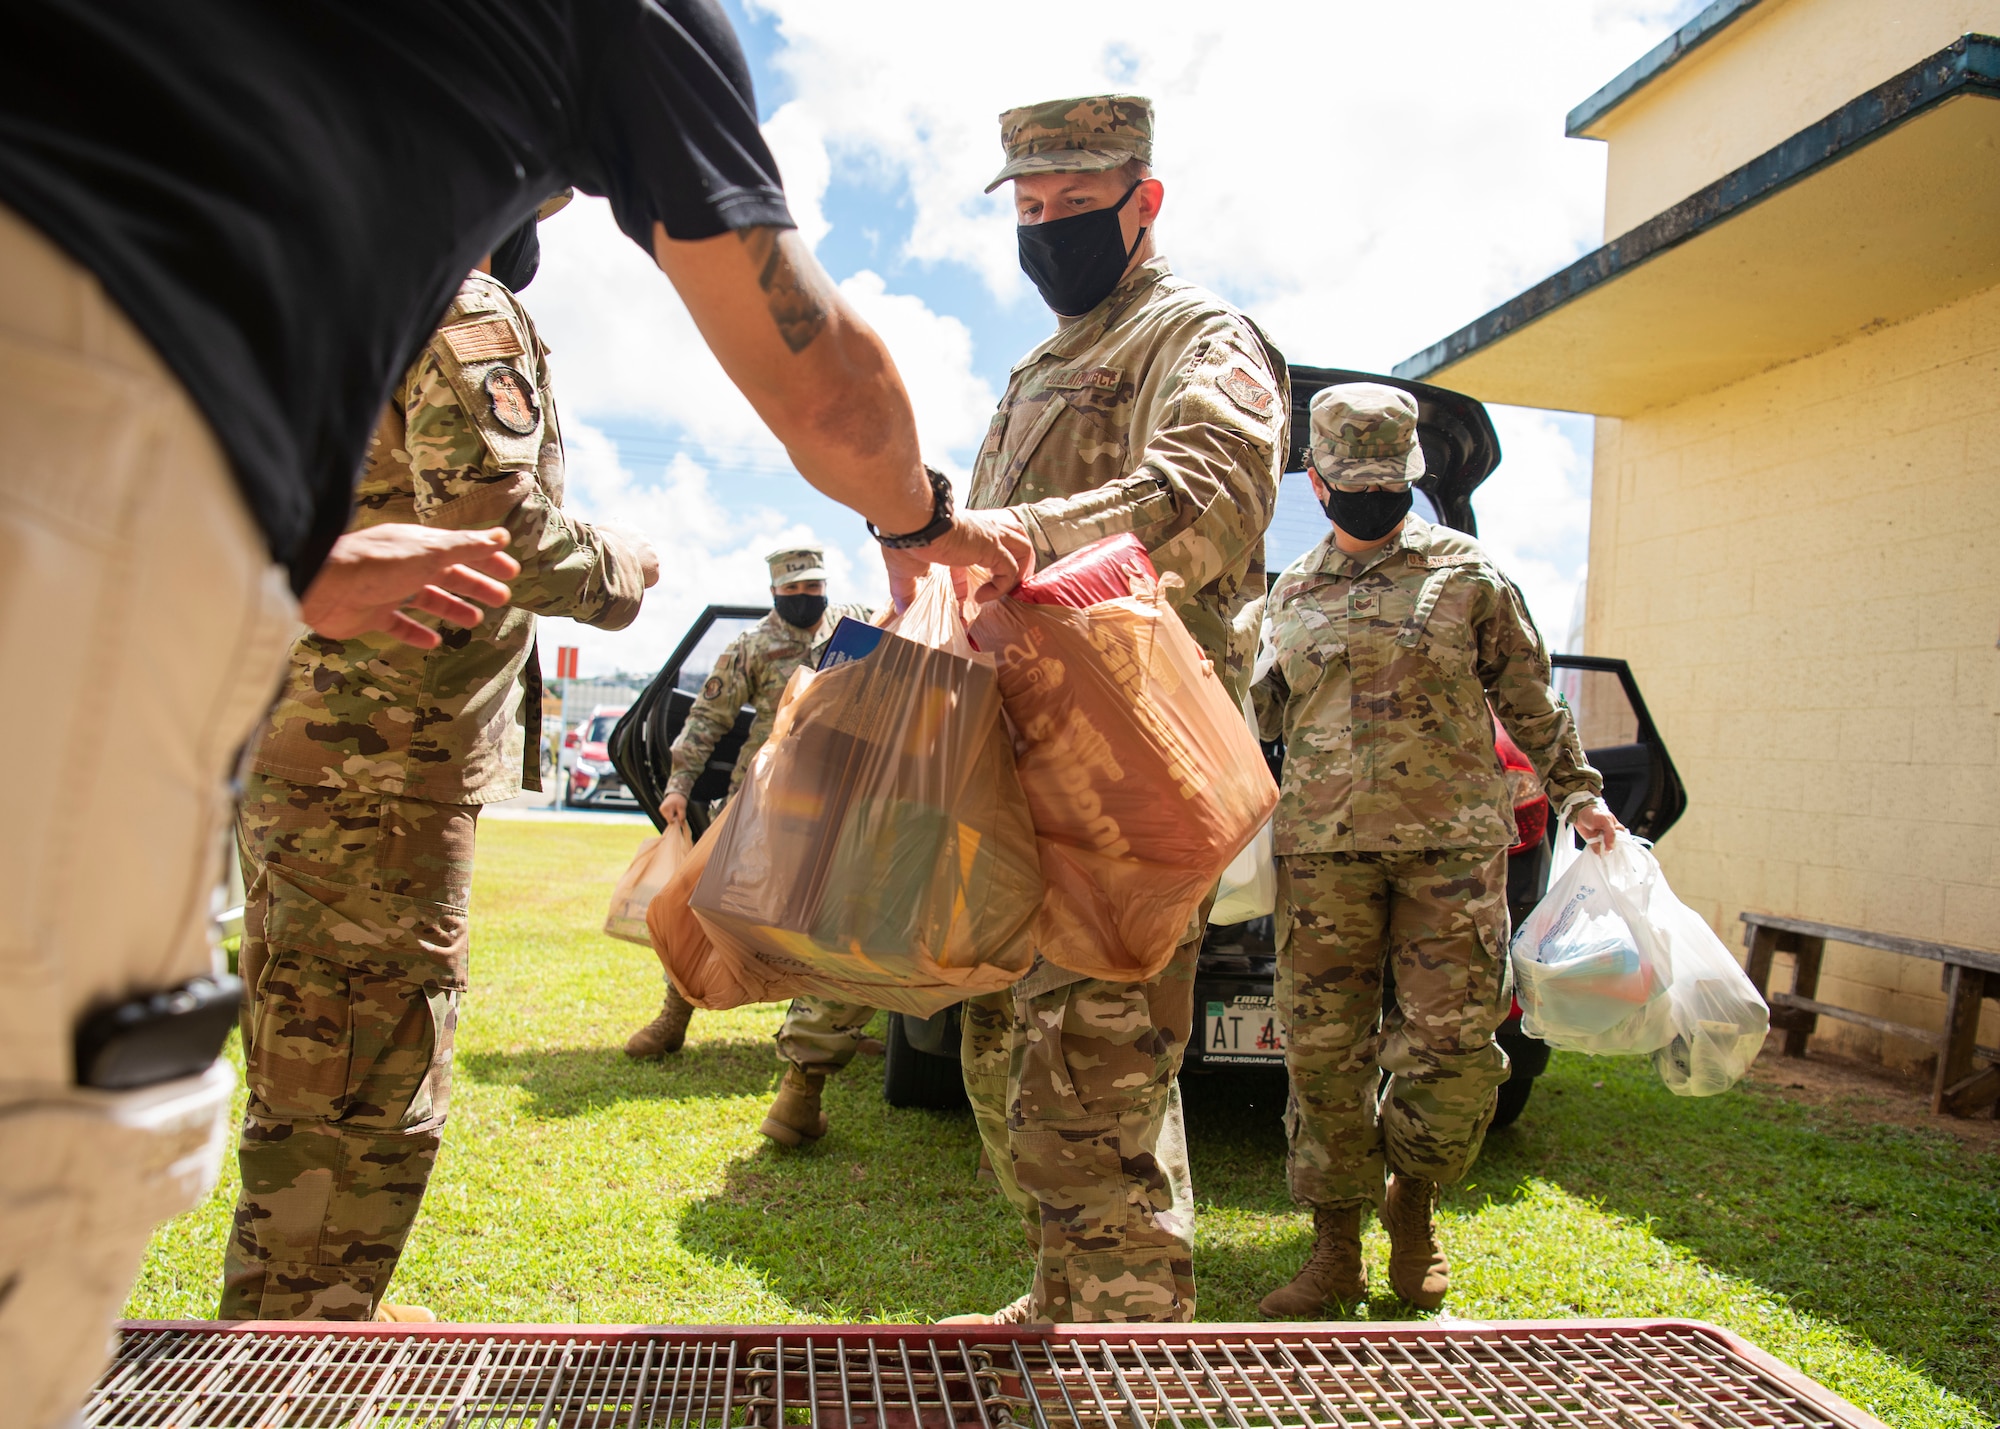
[130,820,1998,1428]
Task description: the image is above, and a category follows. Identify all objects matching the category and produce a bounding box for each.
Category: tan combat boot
[1258,1203,1367,1318]
[759,1065,829,1146]
[625,983,695,1059]
[1383,1174,1449,1309]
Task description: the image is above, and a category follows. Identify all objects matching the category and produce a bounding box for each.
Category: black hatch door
[608,604,767,832]
[1548,654,1686,842]
[1287,364,1502,535]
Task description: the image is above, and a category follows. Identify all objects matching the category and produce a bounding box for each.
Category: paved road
[483,785,653,825]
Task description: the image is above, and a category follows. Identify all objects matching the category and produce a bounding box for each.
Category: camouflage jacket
[967,257,1286,698]
[666,604,873,799]
[1252,519,1600,854]
[252,271,647,804]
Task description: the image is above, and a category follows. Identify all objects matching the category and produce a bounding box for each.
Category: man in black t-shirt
[0,3,1027,1418]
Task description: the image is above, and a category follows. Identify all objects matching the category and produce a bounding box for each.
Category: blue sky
[530,0,1707,678]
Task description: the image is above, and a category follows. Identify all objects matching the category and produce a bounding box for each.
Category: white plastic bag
[1648,890,1770,1096]
[605,823,693,945]
[1211,690,1276,925]
[1510,822,1676,1054]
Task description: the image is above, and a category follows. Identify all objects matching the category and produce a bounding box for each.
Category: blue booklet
[817,617,887,670]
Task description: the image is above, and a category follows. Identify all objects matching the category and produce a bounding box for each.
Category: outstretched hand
[883,509,1036,611]
[301,525,520,648]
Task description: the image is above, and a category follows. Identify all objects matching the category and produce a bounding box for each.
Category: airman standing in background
[939,95,1287,1325]
[1252,383,1621,1316]
[221,199,658,1322]
[626,547,886,1147]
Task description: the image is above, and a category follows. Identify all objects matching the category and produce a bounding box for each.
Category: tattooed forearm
[739,227,829,354]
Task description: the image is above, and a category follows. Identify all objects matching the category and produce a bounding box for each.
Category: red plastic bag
[666,568,1042,1016]
[1014,532,1157,607]
[972,543,1278,982]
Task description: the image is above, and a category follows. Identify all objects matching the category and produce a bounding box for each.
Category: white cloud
[1477,405,1596,647]
[537,421,890,679]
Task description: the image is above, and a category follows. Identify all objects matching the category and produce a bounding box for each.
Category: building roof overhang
[1565,0,1765,138]
[1396,35,2000,416]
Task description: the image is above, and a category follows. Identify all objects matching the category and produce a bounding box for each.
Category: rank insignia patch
[484,366,540,434]
[1218,366,1274,416]
[701,676,725,700]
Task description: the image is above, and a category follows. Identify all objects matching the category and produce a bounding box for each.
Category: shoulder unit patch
[1217,365,1275,417]
[484,366,540,435]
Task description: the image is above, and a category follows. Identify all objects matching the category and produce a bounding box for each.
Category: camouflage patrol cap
[1307,383,1426,491]
[766,545,828,586]
[985,94,1154,193]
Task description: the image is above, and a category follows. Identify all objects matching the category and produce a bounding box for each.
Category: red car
[563,705,635,808]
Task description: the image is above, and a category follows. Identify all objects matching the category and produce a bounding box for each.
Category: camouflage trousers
[220,773,476,1320]
[1276,849,1512,1210]
[962,934,1200,1324]
[774,995,876,1073]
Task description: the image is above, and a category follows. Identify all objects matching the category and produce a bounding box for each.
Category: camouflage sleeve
[1476,570,1602,808]
[400,352,646,632]
[1251,663,1289,743]
[665,637,752,797]
[1011,313,1286,594]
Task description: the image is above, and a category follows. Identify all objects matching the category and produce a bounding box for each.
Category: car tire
[882,1013,968,1111]
[1491,1020,1551,1130]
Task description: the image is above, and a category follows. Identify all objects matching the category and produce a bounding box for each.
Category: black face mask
[489,218,541,292]
[774,593,828,630]
[1322,486,1414,543]
[1017,180,1148,317]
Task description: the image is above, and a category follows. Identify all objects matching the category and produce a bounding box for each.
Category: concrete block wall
[1585,280,2000,1070]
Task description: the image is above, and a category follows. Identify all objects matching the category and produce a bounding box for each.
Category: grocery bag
[1210,691,1276,924]
[678,568,1042,1016]
[605,824,693,944]
[1510,822,1676,1054]
[972,538,1278,981]
[646,808,742,1003]
[1648,892,1770,1097]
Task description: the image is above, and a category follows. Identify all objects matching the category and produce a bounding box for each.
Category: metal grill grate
[85,1320,1886,1429]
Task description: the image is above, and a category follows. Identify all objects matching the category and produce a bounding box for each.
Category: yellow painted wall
[1589,0,2000,237]
[1584,281,2000,1067]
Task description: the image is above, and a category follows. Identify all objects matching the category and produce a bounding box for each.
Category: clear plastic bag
[1510,822,1676,1054]
[674,568,1042,1016]
[971,567,1278,981]
[1648,887,1770,1096]
[605,823,693,945]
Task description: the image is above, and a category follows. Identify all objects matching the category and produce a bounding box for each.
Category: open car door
[607,604,768,833]
[1502,652,1689,907]
[1549,654,1685,841]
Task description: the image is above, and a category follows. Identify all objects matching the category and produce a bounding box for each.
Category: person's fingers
[407,585,488,628]
[381,611,443,649]
[433,562,514,608]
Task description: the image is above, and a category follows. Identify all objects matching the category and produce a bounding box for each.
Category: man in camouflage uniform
[1252,384,1621,1315]
[943,96,1286,1325]
[221,199,657,1322]
[625,546,883,1144]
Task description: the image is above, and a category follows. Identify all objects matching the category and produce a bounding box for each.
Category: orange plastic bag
[673,568,1042,1016]
[605,823,694,944]
[971,575,1278,981]
[648,804,767,1007]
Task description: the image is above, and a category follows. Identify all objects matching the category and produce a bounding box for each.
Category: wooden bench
[1739,912,2000,1117]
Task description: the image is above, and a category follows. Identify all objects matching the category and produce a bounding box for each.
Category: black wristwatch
[868,465,956,549]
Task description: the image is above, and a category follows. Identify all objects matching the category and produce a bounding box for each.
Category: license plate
[1203,997,1287,1064]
